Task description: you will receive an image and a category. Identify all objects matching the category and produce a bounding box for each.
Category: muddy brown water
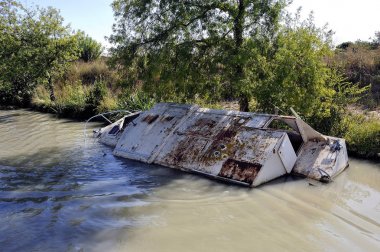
[0,109,379,251]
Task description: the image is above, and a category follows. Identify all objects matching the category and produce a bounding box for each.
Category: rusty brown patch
[193,118,217,128]
[185,118,218,136]
[165,136,209,167]
[142,114,159,124]
[218,159,262,184]
[215,127,237,140]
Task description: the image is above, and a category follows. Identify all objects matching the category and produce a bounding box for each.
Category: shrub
[32,85,51,106]
[64,60,118,86]
[77,32,103,62]
[341,115,380,158]
[97,91,120,113]
[86,80,107,109]
[55,83,88,108]
[0,2,78,105]
[118,90,156,111]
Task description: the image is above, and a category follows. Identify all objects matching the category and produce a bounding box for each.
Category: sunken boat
[90,103,349,187]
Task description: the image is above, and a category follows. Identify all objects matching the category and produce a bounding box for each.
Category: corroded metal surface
[112,103,298,186]
[97,103,349,187]
[218,159,262,184]
[113,103,198,162]
[292,138,349,182]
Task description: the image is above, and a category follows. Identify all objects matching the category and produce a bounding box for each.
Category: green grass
[341,114,380,158]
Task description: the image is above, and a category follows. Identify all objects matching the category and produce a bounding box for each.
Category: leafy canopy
[109,0,286,110]
[0,0,78,105]
[77,31,103,62]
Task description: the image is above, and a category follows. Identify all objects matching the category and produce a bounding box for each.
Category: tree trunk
[239,96,249,112]
[234,0,249,112]
[48,75,56,102]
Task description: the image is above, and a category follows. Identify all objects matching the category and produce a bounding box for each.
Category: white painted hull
[95,103,349,187]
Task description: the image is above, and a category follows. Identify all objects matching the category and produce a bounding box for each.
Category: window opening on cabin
[108,125,120,135]
[267,118,303,154]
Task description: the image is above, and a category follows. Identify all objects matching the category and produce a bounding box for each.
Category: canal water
[0,109,379,251]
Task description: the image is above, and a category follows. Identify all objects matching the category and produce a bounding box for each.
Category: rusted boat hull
[95,103,349,187]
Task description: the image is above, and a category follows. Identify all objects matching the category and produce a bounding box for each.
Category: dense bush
[338,114,380,158]
[64,60,118,85]
[333,37,380,106]
[77,32,103,62]
[0,1,78,105]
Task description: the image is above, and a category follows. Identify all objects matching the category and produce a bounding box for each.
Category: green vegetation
[0,0,379,159]
[77,31,103,62]
[0,0,78,105]
[334,35,380,107]
[330,113,380,159]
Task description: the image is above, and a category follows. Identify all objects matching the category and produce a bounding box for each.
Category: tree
[0,0,78,105]
[372,31,380,46]
[77,31,103,62]
[109,0,287,111]
[256,12,368,131]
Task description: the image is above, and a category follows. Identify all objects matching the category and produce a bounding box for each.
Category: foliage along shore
[13,59,380,161]
[0,1,379,160]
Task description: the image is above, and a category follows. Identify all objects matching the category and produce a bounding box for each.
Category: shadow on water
[0,113,22,124]
[0,140,205,251]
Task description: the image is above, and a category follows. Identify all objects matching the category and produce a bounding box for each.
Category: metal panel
[113,103,198,162]
[244,115,272,128]
[153,110,242,174]
[252,150,285,187]
[278,134,297,173]
[98,118,124,147]
[153,112,286,186]
[292,137,349,182]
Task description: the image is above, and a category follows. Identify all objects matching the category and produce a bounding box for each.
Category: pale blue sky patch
[24,0,380,48]
[24,0,114,49]
[290,0,380,45]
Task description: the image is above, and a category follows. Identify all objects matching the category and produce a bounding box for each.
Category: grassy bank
[30,94,380,160]
[25,60,379,160]
[336,113,380,159]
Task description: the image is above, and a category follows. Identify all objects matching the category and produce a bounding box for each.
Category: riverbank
[2,99,379,161]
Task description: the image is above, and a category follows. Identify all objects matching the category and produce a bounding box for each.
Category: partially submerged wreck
[92,103,349,187]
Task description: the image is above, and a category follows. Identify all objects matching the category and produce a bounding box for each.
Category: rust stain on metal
[218,159,262,184]
[214,117,244,140]
[215,127,237,140]
[193,118,217,128]
[160,115,175,122]
[165,137,208,167]
[142,114,159,124]
[184,118,218,136]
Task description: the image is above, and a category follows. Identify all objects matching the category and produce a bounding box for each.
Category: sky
[23,0,114,48]
[290,0,380,45]
[23,0,380,48]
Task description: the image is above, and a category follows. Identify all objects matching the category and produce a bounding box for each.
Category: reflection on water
[0,109,379,251]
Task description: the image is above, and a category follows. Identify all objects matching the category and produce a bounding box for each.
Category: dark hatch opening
[267,119,304,154]
[122,113,141,129]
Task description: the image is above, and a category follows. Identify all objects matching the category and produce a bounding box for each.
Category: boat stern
[292,137,349,182]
